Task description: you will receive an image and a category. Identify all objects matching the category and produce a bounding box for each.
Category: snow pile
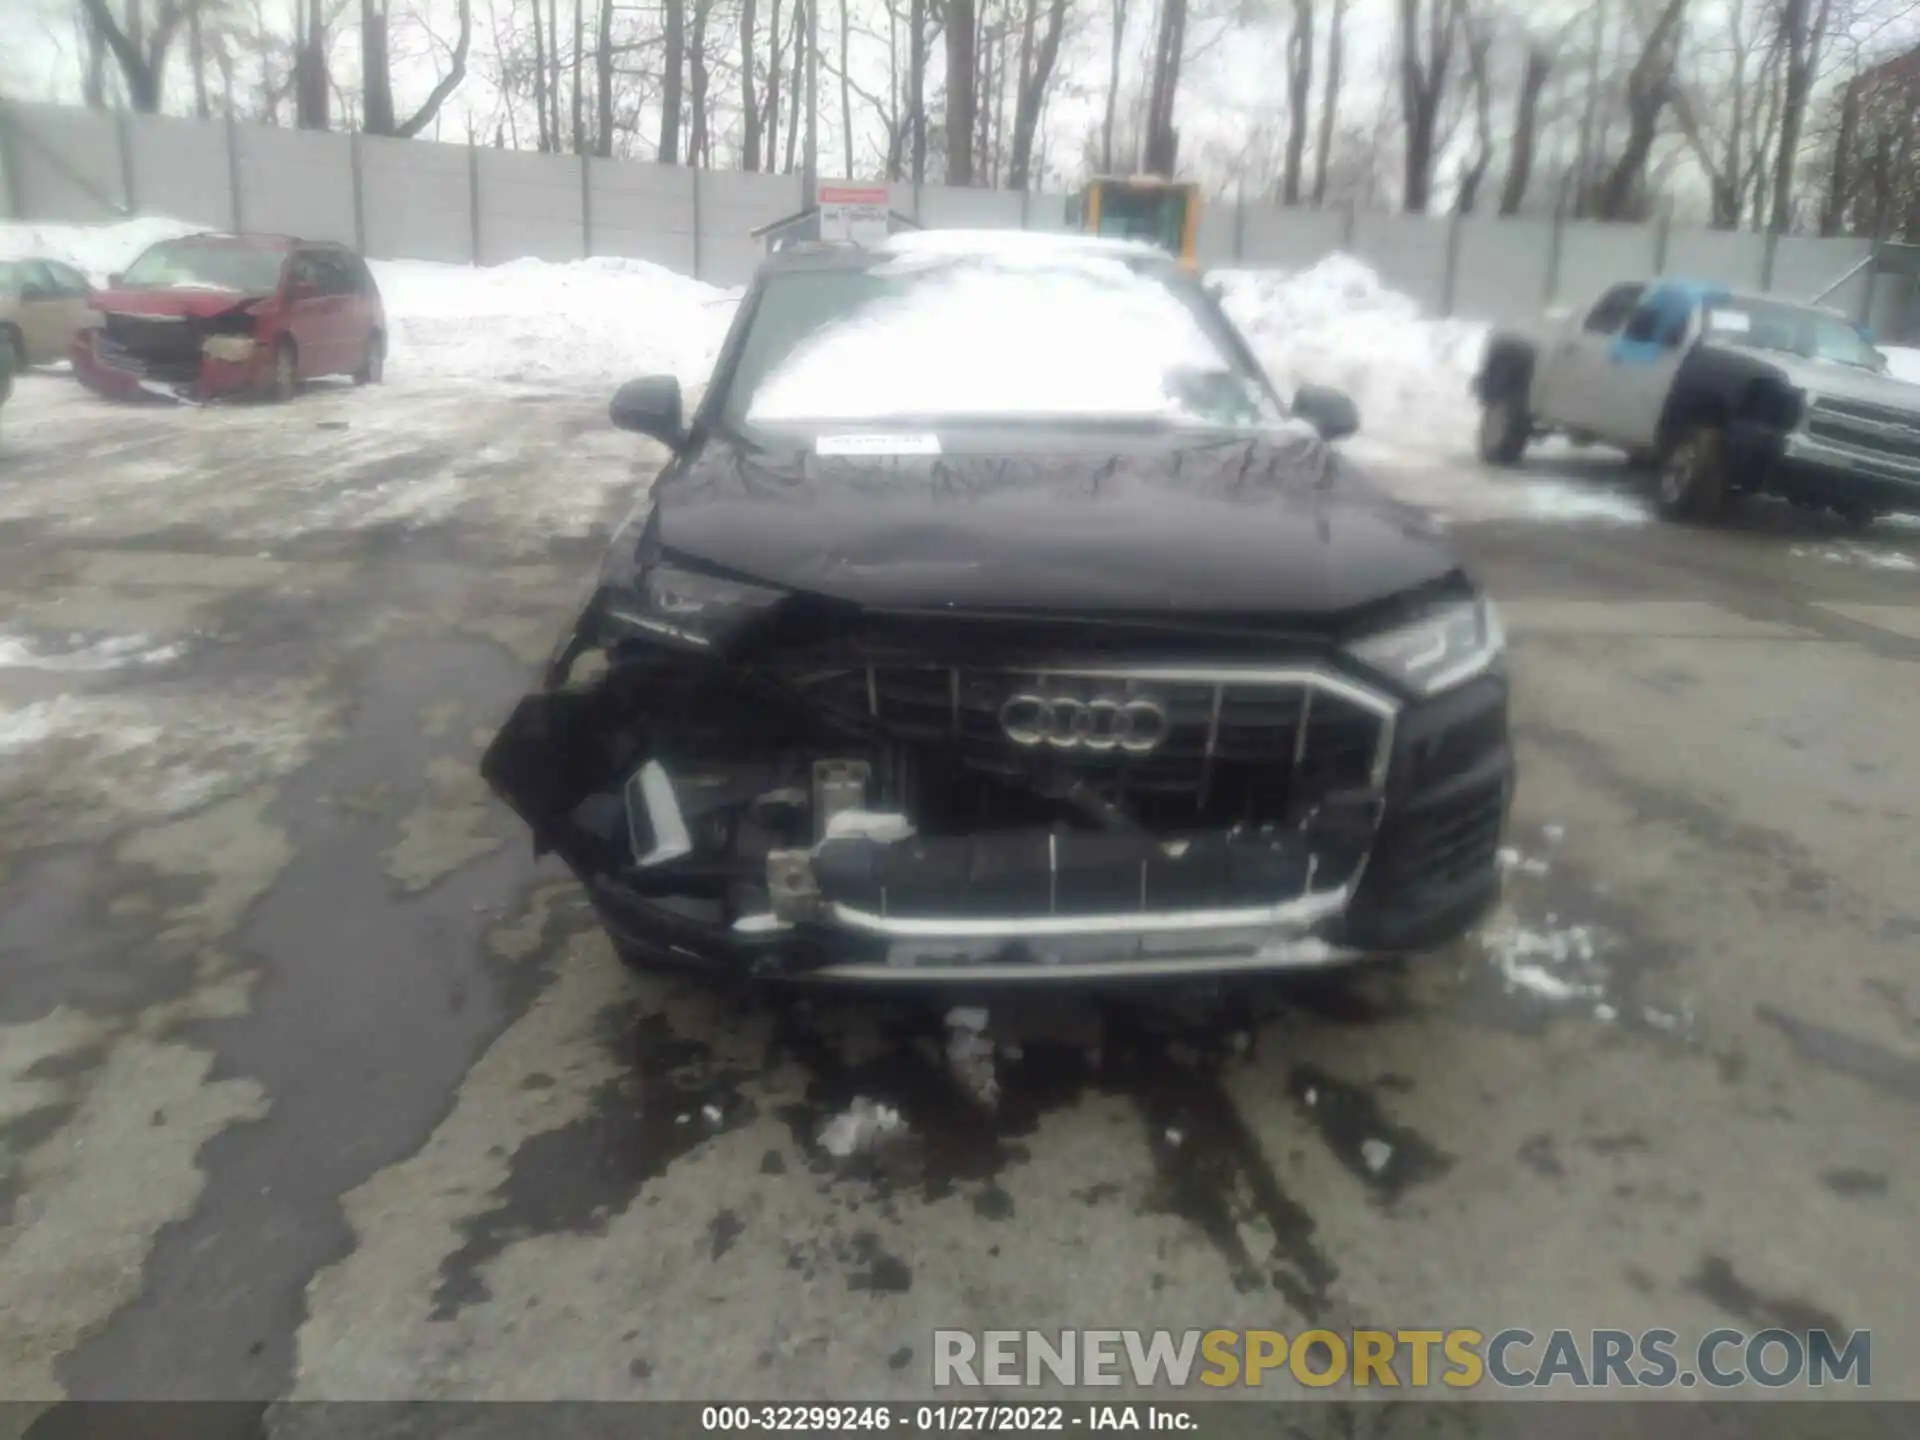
[0,215,205,280]
[1211,255,1488,453]
[0,216,740,392]
[1882,347,1920,386]
[375,254,738,390]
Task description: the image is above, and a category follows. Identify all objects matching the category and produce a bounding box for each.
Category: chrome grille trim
[785,662,1400,797]
[826,882,1354,939]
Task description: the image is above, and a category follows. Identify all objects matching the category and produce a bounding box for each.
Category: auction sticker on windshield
[815,433,943,457]
[1706,308,1752,332]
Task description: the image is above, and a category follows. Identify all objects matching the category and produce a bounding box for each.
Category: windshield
[119,240,287,294]
[1701,298,1885,371]
[725,253,1286,437]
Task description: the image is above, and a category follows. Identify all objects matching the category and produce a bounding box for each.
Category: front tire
[1657,424,1730,522]
[269,339,298,403]
[354,331,384,386]
[1477,394,1531,466]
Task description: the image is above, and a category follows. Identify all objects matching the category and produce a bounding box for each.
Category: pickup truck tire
[1477,395,1530,466]
[1657,424,1730,522]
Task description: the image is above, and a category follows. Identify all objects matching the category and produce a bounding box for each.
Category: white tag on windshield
[1707,309,1752,333]
[815,433,942,457]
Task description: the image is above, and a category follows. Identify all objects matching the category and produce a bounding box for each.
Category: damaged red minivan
[72,233,386,403]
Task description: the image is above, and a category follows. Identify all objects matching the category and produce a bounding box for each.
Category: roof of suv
[165,232,322,251]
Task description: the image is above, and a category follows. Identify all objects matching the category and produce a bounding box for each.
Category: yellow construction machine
[1069,176,1202,269]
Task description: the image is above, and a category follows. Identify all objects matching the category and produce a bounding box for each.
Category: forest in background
[12,0,1920,236]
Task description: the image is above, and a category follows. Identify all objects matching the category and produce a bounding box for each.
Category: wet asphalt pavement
[1,374,1918,1406]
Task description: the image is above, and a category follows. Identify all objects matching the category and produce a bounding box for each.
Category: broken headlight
[600,561,785,651]
[1344,597,1505,697]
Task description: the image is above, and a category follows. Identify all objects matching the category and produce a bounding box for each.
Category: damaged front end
[484,533,1512,985]
[75,304,267,403]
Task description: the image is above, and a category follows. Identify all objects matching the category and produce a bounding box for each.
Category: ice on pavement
[1480,913,1609,1003]
[0,631,186,672]
[818,1097,904,1158]
[1791,543,1919,573]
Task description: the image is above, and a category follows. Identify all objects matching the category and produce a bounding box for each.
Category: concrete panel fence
[2,99,1914,334]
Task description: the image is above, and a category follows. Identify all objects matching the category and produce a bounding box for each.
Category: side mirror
[106,271,124,287]
[610,375,686,448]
[1293,383,1360,442]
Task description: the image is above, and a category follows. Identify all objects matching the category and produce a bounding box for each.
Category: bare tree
[529,0,551,146]
[689,0,711,166]
[77,0,200,112]
[1100,0,1128,172]
[1672,0,1771,226]
[1593,0,1688,220]
[1497,37,1553,214]
[1281,0,1313,202]
[294,0,331,128]
[840,0,855,173]
[1006,0,1066,188]
[765,0,783,166]
[660,0,684,160]
[946,0,979,182]
[1770,0,1835,231]
[785,0,803,171]
[1571,0,1607,211]
[187,1,211,116]
[571,0,584,151]
[1142,0,1188,175]
[740,0,761,167]
[909,0,930,178]
[1452,5,1493,212]
[1395,0,1461,211]
[1311,0,1343,203]
[362,0,472,137]
[594,0,615,154]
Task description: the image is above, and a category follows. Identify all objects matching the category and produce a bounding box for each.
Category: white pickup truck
[1473,278,1920,526]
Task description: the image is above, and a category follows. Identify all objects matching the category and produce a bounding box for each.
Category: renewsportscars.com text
[932,1327,1871,1390]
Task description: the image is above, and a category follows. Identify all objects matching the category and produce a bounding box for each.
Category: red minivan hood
[94,287,271,319]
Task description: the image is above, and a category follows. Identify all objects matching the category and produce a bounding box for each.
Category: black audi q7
[482,232,1513,984]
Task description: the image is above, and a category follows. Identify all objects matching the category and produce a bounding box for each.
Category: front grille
[1807,398,1920,464]
[784,663,1393,816]
[102,314,205,383]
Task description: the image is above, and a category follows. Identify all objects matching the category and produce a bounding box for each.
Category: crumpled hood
[1703,344,1920,408]
[92,286,269,320]
[648,430,1460,617]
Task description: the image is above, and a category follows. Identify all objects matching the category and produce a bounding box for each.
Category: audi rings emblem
[998,693,1171,754]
